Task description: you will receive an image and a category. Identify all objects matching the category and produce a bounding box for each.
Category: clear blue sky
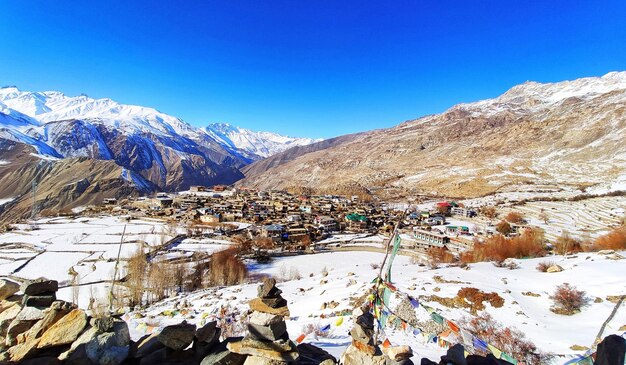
[1,1,625,138]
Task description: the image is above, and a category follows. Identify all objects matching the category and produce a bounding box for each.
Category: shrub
[591,227,626,251]
[536,261,555,272]
[460,313,552,364]
[457,287,504,313]
[480,206,497,219]
[209,248,248,286]
[495,220,512,235]
[553,233,583,255]
[461,228,546,263]
[505,211,524,224]
[427,247,456,266]
[550,283,590,315]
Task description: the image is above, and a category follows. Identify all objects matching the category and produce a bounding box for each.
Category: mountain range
[0,87,319,222]
[1,71,625,223]
[239,72,626,199]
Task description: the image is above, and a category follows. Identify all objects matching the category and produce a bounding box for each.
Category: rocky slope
[239,72,626,199]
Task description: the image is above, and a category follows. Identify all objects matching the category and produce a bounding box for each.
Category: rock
[247,322,287,341]
[16,306,46,321]
[239,336,296,352]
[91,316,115,332]
[260,297,288,308]
[350,324,374,345]
[201,349,247,365]
[296,343,337,365]
[20,279,58,296]
[340,343,385,365]
[157,321,196,350]
[20,356,61,365]
[249,312,284,327]
[440,344,466,365]
[7,337,40,362]
[0,303,22,337]
[0,279,20,300]
[132,333,165,358]
[383,345,413,361]
[244,355,289,364]
[228,340,299,362]
[196,321,220,343]
[546,265,564,273]
[352,339,377,355]
[6,316,38,346]
[58,326,98,363]
[257,278,281,298]
[597,249,615,255]
[249,298,290,317]
[37,309,88,349]
[22,293,56,308]
[85,320,130,365]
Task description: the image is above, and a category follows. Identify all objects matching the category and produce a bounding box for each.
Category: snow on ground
[499,196,626,241]
[0,215,176,305]
[0,198,13,206]
[128,250,626,364]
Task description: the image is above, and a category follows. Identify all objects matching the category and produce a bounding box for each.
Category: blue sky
[1,1,625,138]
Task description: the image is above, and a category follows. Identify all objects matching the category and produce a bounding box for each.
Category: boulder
[201,349,247,365]
[248,298,290,317]
[85,320,130,365]
[20,280,58,296]
[260,297,287,309]
[133,333,165,359]
[546,265,564,273]
[196,321,219,344]
[227,340,299,362]
[257,278,281,298]
[0,279,20,300]
[37,309,88,349]
[239,337,296,352]
[296,343,337,365]
[6,316,38,346]
[91,316,115,333]
[7,337,41,362]
[340,343,385,365]
[22,293,56,308]
[249,312,284,327]
[383,345,413,361]
[247,322,287,341]
[243,355,289,364]
[20,356,61,365]
[0,302,21,337]
[58,326,98,364]
[157,321,196,351]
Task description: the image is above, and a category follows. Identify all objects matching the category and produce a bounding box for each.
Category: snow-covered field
[127,250,626,364]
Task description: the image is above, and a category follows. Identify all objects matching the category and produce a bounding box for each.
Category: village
[90,185,510,258]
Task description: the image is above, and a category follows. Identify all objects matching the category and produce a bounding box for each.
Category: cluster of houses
[97,187,491,254]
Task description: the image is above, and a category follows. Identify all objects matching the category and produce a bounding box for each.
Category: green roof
[346,213,367,222]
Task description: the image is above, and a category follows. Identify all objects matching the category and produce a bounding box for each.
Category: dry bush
[550,283,590,315]
[209,248,248,286]
[536,261,556,272]
[480,206,497,219]
[590,227,626,251]
[495,220,512,235]
[126,243,147,307]
[461,229,545,263]
[553,233,583,255]
[457,287,504,314]
[427,247,456,266]
[505,211,524,223]
[278,264,302,282]
[460,312,552,364]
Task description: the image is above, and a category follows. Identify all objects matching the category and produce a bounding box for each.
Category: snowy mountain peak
[204,123,323,159]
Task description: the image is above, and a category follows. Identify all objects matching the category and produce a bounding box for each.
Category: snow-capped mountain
[0,87,260,195]
[204,123,322,159]
[241,71,626,197]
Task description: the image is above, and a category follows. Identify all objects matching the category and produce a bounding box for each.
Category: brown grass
[461,228,546,263]
[553,233,584,255]
[427,247,456,266]
[590,227,626,251]
[505,211,524,223]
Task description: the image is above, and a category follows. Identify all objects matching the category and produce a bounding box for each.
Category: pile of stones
[227,277,300,364]
[0,278,130,365]
[0,277,337,365]
[340,305,413,365]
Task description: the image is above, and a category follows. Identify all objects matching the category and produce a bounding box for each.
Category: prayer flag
[473,337,488,352]
[296,334,306,343]
[335,317,344,326]
[383,338,392,348]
